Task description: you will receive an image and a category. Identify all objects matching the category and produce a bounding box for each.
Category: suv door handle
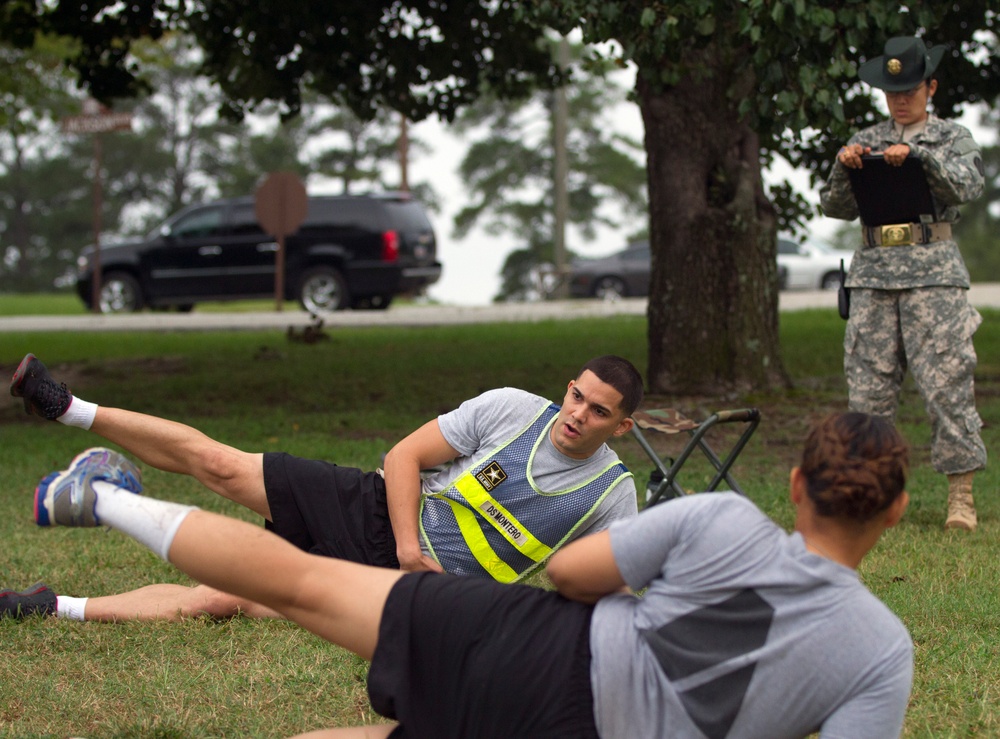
[256,242,279,253]
[198,246,222,256]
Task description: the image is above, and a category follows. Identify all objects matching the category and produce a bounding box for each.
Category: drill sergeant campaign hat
[858,36,947,92]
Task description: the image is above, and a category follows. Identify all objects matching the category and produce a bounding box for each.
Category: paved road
[2,285,1000,332]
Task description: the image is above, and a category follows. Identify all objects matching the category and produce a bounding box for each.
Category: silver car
[777,239,855,290]
[569,237,853,300]
[568,240,650,299]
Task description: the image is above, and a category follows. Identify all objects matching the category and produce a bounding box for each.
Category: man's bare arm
[382,419,460,573]
[546,530,628,604]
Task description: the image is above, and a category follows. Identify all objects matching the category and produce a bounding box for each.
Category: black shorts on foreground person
[369,573,598,739]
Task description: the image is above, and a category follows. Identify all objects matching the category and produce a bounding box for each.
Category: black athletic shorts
[368,572,599,739]
[262,452,398,568]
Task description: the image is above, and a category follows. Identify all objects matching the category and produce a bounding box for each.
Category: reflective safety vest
[420,402,632,583]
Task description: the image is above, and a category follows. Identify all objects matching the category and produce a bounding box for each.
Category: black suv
[75,192,441,312]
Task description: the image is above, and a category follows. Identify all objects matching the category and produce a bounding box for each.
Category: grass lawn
[0,292,417,316]
[0,292,308,316]
[1,308,997,737]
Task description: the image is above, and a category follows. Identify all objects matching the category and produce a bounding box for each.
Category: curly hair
[800,413,909,523]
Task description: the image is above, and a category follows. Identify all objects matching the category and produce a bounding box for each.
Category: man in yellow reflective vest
[5,354,642,623]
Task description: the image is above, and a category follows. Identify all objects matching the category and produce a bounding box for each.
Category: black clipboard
[846,155,936,226]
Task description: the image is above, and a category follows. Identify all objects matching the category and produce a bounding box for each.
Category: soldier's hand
[882,143,911,166]
[398,550,445,574]
[837,144,871,169]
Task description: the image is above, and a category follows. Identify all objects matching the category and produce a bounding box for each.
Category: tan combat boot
[945,472,977,531]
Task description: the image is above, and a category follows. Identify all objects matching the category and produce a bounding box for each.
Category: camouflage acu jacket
[819,115,984,289]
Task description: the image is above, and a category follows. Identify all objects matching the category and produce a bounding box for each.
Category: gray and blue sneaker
[35,447,143,527]
[9,353,72,420]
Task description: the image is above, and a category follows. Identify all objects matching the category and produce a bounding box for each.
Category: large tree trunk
[638,50,790,396]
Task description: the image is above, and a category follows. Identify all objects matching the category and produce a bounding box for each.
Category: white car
[777,239,855,290]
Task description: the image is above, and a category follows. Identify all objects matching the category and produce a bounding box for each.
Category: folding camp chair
[631,407,761,506]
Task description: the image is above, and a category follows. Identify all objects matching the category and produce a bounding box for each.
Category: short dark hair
[800,413,909,523]
[577,355,644,417]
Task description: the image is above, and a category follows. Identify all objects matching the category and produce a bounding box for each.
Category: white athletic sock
[57,397,98,430]
[55,595,89,621]
[92,481,197,561]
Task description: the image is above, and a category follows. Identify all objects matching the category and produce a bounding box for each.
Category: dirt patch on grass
[1,356,189,425]
[637,380,851,472]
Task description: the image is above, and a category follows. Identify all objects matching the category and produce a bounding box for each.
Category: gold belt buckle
[880,223,913,246]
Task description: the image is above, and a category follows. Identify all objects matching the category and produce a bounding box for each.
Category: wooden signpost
[61,100,133,313]
[255,172,308,311]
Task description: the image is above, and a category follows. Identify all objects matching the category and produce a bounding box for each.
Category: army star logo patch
[476,461,507,491]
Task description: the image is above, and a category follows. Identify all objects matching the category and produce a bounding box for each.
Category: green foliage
[529,0,1000,197]
[0,38,87,292]
[452,38,647,301]
[3,0,167,101]
[0,33,243,292]
[122,34,242,217]
[0,144,89,293]
[2,1,557,122]
[304,106,403,196]
[0,34,78,131]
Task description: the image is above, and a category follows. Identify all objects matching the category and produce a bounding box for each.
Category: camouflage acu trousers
[844,286,987,475]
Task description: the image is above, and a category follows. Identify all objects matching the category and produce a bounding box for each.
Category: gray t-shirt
[591,493,913,739]
[420,387,638,554]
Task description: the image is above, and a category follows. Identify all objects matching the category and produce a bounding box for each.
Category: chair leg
[632,409,760,507]
[698,413,760,494]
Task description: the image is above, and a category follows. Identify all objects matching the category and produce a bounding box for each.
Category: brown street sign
[61,112,134,134]
[255,171,308,312]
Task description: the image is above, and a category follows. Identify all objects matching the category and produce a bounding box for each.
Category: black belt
[863,222,952,247]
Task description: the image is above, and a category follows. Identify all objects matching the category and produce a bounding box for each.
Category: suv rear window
[381,200,432,231]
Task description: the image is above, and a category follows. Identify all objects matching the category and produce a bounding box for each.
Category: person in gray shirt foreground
[31,411,913,738]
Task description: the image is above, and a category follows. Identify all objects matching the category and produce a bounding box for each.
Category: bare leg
[83,583,283,622]
[168,509,403,659]
[91,407,270,518]
[291,725,397,738]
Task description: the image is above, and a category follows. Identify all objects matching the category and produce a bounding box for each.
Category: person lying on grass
[26,411,912,738]
[4,353,641,623]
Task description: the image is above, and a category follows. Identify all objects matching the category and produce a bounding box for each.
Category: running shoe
[9,353,72,420]
[0,583,56,619]
[35,447,143,527]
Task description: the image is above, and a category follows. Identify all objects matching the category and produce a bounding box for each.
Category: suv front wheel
[592,276,627,300]
[99,272,143,313]
[298,266,350,313]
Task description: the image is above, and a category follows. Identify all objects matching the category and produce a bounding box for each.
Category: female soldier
[820,36,986,531]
